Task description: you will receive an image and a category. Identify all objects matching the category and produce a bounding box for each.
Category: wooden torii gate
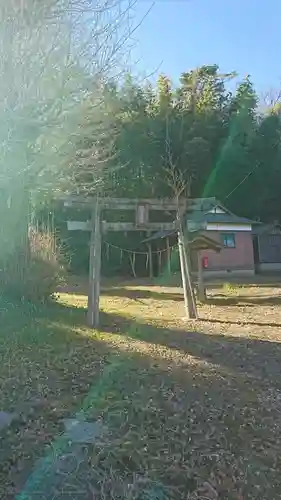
[63,196,197,327]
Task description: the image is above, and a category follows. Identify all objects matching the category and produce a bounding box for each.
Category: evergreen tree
[249,109,281,221]
[204,76,258,215]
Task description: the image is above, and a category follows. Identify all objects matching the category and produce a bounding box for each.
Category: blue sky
[132,0,281,95]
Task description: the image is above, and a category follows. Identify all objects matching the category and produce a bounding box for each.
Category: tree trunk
[0,183,30,294]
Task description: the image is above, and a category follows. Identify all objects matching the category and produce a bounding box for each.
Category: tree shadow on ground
[101,287,183,302]
[207,294,281,307]
[102,286,281,308]
[201,317,281,328]
[0,298,117,499]
[100,310,281,386]
[2,298,281,499]
[10,323,279,500]
[58,276,160,297]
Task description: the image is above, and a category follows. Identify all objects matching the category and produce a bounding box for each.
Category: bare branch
[260,85,281,113]
[0,0,139,193]
[161,115,190,202]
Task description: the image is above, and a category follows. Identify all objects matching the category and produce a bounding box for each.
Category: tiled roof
[188,197,256,225]
[141,198,256,244]
[189,211,255,225]
[142,229,222,251]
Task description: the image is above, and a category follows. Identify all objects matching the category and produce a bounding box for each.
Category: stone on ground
[63,418,104,444]
[0,411,17,431]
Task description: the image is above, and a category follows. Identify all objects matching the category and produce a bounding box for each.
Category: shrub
[0,227,65,302]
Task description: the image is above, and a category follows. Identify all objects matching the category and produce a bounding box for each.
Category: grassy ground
[1,280,281,498]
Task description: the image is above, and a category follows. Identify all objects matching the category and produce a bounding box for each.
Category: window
[222,233,236,248]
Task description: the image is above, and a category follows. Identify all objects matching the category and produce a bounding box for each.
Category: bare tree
[260,85,281,113]
[0,0,137,184]
[0,0,138,281]
[162,119,198,319]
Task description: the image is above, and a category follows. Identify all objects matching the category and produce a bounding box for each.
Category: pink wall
[201,231,254,271]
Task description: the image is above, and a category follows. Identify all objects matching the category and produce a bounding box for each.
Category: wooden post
[129,252,137,278]
[183,227,198,319]
[178,222,198,320]
[158,249,162,274]
[166,237,171,274]
[148,243,153,278]
[87,197,102,328]
[197,251,206,302]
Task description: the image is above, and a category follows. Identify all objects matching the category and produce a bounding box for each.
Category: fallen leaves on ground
[1,281,281,498]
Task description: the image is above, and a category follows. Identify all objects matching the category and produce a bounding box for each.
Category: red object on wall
[202,256,209,268]
[201,231,254,272]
